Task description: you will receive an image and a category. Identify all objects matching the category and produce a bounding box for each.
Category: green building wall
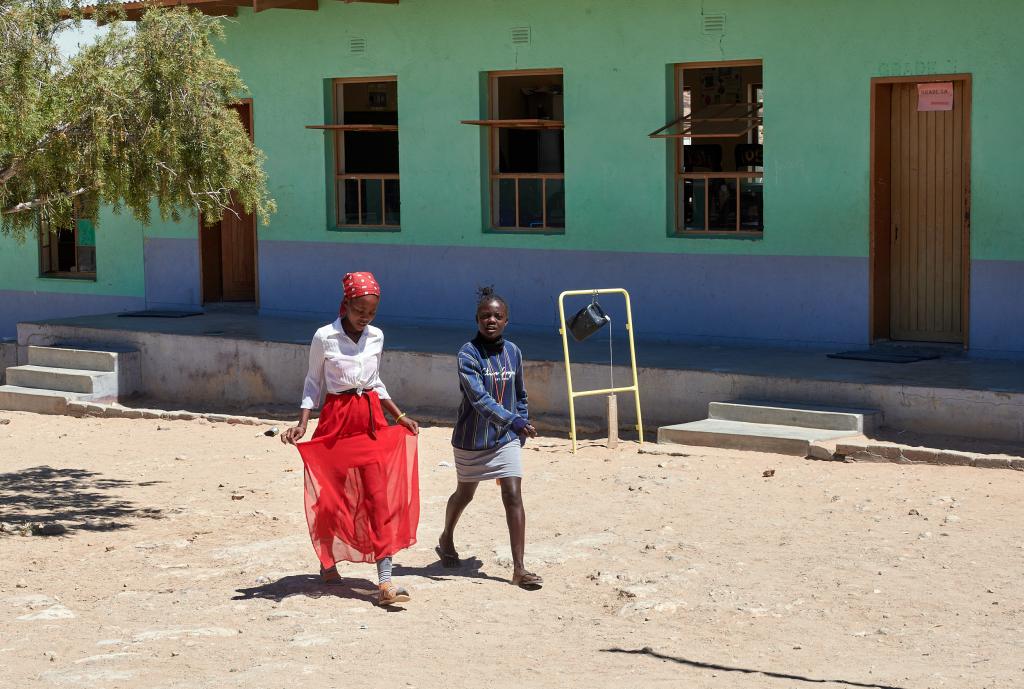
[2,0,1022,354]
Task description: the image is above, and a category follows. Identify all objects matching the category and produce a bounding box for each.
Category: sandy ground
[1,411,1023,689]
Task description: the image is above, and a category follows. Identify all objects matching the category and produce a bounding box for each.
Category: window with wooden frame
[38,213,97,279]
[308,77,399,228]
[463,69,565,231]
[650,60,764,235]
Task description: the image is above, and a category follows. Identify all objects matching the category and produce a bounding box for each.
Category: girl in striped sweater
[436,287,543,590]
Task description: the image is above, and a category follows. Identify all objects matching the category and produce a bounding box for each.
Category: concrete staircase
[657,400,881,456]
[0,345,140,414]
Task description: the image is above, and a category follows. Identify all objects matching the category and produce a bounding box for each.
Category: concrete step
[709,400,880,433]
[4,364,118,397]
[0,338,16,385]
[27,345,117,372]
[0,385,87,414]
[657,419,861,456]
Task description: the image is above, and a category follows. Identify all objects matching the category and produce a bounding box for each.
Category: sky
[55,21,104,58]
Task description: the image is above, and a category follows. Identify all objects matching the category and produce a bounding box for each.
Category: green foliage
[0,1,275,242]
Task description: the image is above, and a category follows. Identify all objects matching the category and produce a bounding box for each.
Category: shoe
[377,583,411,606]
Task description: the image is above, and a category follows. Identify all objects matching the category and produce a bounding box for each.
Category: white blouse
[300,319,391,409]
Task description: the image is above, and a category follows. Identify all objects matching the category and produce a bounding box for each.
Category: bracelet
[395,412,407,422]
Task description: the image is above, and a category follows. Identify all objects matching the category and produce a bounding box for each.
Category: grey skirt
[452,440,523,482]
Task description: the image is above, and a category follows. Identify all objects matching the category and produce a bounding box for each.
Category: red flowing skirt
[297,392,419,567]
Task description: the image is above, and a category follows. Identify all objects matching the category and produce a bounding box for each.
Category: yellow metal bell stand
[557,289,644,454]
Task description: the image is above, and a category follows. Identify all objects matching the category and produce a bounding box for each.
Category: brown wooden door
[199,101,257,304]
[888,81,968,343]
[220,193,256,301]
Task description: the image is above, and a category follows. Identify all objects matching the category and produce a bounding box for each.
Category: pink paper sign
[917,82,954,111]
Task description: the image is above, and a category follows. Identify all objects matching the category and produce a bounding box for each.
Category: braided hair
[476,285,509,315]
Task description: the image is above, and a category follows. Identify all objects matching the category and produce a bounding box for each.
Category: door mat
[827,350,941,363]
[118,310,204,318]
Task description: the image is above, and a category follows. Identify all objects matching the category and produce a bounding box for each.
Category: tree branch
[0,121,76,185]
[2,187,90,215]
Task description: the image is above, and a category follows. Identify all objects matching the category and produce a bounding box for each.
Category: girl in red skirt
[282,272,420,607]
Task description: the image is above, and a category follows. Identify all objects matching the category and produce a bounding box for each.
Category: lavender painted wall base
[257,241,871,348]
[5,245,1015,355]
[969,259,1024,356]
[144,237,201,310]
[0,291,143,338]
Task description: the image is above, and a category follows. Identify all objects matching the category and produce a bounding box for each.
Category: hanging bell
[568,300,611,342]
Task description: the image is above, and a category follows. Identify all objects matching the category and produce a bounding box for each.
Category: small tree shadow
[603,647,907,689]
[0,465,163,533]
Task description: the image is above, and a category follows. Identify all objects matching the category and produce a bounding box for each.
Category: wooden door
[220,194,256,301]
[888,81,968,343]
[199,101,257,303]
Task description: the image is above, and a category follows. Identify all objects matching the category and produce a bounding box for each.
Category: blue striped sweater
[451,338,529,451]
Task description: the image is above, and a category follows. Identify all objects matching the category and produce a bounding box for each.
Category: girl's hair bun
[475,285,508,313]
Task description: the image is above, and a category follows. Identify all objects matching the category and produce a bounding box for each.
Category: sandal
[435,542,461,569]
[511,571,543,591]
[377,583,411,607]
[320,565,341,584]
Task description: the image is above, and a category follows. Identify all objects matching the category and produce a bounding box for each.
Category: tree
[0,0,275,242]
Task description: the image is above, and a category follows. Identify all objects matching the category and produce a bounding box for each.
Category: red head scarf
[339,272,381,318]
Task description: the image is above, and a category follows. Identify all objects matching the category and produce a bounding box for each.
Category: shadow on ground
[233,574,379,604]
[233,555,510,606]
[395,555,509,584]
[603,647,907,689]
[0,465,163,533]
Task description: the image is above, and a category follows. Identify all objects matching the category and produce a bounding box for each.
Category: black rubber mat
[118,310,204,318]
[827,350,940,363]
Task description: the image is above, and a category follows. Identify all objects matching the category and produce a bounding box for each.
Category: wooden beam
[87,0,393,19]
[306,124,399,131]
[198,5,241,15]
[461,119,564,130]
[255,0,317,12]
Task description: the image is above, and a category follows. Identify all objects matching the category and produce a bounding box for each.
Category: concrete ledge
[809,439,1023,472]
[6,364,118,396]
[0,385,82,414]
[658,418,858,456]
[66,401,271,426]
[0,339,16,384]
[16,316,1024,444]
[27,345,118,372]
[709,400,880,433]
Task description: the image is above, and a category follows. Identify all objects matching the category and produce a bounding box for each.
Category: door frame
[198,97,259,306]
[869,73,971,347]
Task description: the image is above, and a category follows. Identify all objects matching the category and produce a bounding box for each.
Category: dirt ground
[1,410,1023,689]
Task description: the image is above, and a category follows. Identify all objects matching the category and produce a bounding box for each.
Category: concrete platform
[10,312,1024,443]
[6,364,117,396]
[0,338,15,385]
[27,345,117,372]
[709,401,880,433]
[658,419,859,456]
[0,385,87,414]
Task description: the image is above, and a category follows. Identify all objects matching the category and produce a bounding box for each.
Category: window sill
[673,231,763,240]
[486,226,566,236]
[38,272,97,281]
[329,225,401,233]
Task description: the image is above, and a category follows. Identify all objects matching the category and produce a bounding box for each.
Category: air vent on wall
[349,37,367,55]
[702,12,726,36]
[510,26,531,45]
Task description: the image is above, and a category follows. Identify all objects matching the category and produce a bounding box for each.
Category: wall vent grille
[350,37,367,55]
[511,26,531,45]
[702,13,726,36]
